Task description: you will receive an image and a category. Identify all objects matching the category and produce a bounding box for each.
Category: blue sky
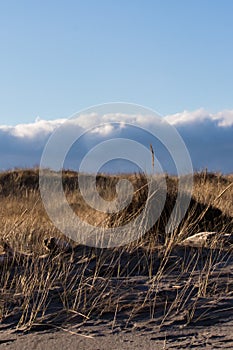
[1,0,233,125]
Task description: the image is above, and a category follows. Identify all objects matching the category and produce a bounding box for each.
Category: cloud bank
[0,109,232,174]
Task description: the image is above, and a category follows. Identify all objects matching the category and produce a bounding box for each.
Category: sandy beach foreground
[1,318,233,350]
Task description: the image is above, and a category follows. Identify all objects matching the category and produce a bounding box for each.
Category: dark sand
[1,242,233,349]
[1,318,233,349]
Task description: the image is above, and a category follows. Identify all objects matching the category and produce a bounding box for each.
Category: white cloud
[165,108,233,127]
[214,110,233,127]
[0,118,66,139]
[0,109,232,173]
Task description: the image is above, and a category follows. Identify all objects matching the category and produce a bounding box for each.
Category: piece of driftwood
[0,237,88,266]
[180,231,233,248]
[0,238,53,265]
[43,236,73,254]
[0,241,13,264]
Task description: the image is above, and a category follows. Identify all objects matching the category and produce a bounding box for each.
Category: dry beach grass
[0,169,232,348]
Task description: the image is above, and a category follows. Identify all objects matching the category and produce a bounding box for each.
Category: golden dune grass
[0,169,232,331]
